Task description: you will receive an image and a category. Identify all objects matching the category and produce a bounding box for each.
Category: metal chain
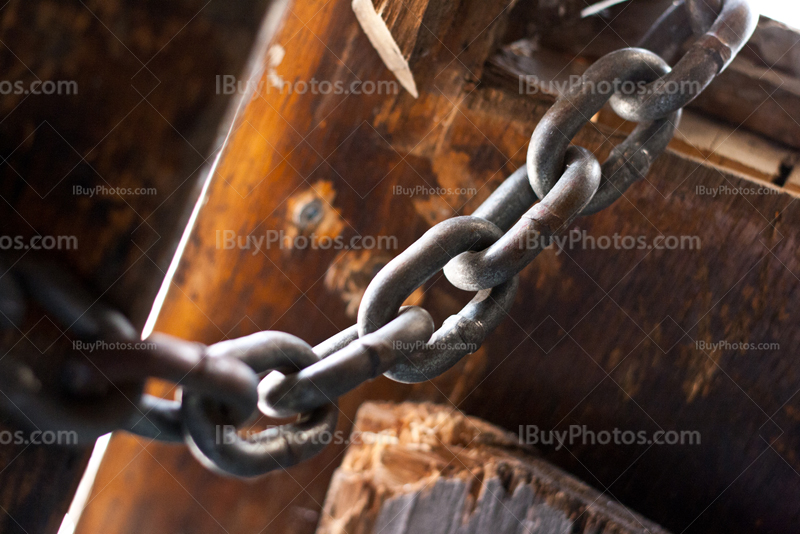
[0,0,756,478]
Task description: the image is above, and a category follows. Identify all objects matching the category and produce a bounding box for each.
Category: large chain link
[0,0,756,477]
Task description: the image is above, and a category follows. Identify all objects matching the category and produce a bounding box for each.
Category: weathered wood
[0,0,269,532]
[692,52,800,153]
[317,402,670,534]
[76,1,800,534]
[487,45,800,187]
[353,0,588,98]
[75,0,521,532]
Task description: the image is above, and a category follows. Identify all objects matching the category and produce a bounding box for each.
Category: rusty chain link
[0,0,757,477]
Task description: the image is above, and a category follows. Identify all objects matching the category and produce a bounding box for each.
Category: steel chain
[0,0,756,477]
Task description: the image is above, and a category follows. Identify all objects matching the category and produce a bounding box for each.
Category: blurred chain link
[0,0,756,477]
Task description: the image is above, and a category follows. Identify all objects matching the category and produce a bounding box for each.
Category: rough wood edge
[316,402,670,534]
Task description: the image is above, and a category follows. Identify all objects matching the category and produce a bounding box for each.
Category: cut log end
[316,402,670,534]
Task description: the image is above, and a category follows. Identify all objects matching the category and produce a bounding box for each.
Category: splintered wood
[316,403,668,534]
[351,0,428,97]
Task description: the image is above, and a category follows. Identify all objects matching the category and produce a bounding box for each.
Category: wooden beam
[351,0,587,99]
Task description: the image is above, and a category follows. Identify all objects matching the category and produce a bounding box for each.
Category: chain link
[610,0,756,122]
[528,49,678,212]
[444,146,600,291]
[0,0,757,477]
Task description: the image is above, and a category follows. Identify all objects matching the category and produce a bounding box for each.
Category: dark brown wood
[317,402,670,534]
[0,0,269,532]
[486,38,800,184]
[74,1,800,534]
[353,0,588,98]
[692,51,800,154]
[530,5,800,151]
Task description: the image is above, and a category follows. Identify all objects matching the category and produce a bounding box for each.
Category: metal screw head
[294,198,324,230]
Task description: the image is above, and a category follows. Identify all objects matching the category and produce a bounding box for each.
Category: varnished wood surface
[77,1,800,533]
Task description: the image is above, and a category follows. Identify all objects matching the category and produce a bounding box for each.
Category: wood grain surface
[74,1,800,534]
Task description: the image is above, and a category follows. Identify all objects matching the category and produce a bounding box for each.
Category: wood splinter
[351,0,421,98]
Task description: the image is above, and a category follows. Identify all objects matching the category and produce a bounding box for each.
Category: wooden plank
[316,402,670,534]
[692,52,800,153]
[487,30,800,186]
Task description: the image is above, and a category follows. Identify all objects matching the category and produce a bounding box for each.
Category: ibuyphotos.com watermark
[73,185,157,197]
[696,340,779,352]
[391,339,478,354]
[216,230,398,254]
[72,340,157,353]
[392,185,478,197]
[214,426,399,447]
[0,235,77,251]
[518,75,702,97]
[522,228,701,255]
[519,425,701,450]
[216,75,399,96]
[696,184,780,197]
[0,429,78,446]
[0,80,78,95]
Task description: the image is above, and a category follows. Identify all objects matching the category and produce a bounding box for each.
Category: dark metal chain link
[0,0,756,477]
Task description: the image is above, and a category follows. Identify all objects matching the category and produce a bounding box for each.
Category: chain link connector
[65,331,261,445]
[180,331,338,477]
[686,0,723,35]
[637,1,695,65]
[384,276,519,383]
[445,146,600,291]
[260,306,434,415]
[528,49,675,211]
[358,216,521,379]
[470,166,538,233]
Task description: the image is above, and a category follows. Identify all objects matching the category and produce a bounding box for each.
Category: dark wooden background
[0,0,268,532]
